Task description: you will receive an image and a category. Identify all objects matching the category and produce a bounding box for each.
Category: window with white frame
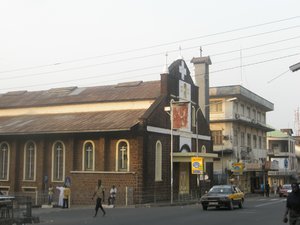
[0,143,9,181]
[155,141,162,181]
[247,133,251,147]
[247,107,250,118]
[262,113,265,123]
[253,135,257,148]
[211,130,223,145]
[83,141,94,171]
[241,104,245,115]
[24,141,36,181]
[117,140,129,171]
[52,141,65,182]
[252,109,256,120]
[234,102,238,113]
[210,100,222,113]
[258,111,261,122]
[259,136,262,149]
[233,130,238,146]
[241,132,245,146]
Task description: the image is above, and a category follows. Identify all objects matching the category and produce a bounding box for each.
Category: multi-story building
[267,129,298,186]
[209,85,274,193]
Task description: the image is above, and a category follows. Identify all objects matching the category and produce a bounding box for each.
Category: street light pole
[221,141,224,183]
[195,107,201,194]
[170,99,174,204]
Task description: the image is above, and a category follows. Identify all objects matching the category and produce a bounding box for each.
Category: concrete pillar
[190,56,212,122]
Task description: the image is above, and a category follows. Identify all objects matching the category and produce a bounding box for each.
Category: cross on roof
[179,60,187,80]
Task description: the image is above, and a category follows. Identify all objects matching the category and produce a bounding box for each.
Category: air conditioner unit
[223,135,229,140]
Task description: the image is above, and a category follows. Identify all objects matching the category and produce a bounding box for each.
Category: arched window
[192,106,196,127]
[52,141,65,182]
[83,141,94,171]
[116,140,129,171]
[0,142,9,181]
[155,141,162,181]
[24,141,36,181]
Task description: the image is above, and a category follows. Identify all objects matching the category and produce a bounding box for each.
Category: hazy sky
[0,0,300,131]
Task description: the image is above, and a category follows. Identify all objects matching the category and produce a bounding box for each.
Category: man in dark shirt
[283,182,300,224]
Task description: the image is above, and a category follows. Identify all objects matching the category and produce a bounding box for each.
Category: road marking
[255,199,285,207]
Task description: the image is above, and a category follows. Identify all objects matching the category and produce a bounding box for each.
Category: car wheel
[228,200,234,210]
[238,199,244,209]
[202,204,208,211]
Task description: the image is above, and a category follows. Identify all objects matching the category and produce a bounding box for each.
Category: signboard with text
[191,157,204,174]
[231,162,244,175]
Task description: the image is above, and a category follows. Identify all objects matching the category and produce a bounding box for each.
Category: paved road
[33,197,287,225]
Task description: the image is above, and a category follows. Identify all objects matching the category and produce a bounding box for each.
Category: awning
[173,152,218,163]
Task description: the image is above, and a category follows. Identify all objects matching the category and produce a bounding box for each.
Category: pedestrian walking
[108,185,117,206]
[56,185,65,207]
[273,182,278,196]
[260,183,264,196]
[92,179,106,217]
[48,184,54,205]
[283,182,300,224]
[63,185,71,208]
[265,182,270,197]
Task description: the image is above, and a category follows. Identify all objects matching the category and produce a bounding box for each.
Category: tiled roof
[0,110,146,135]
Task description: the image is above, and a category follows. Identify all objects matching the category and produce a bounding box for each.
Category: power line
[267,70,290,83]
[208,53,300,76]
[210,35,300,57]
[1,52,299,92]
[0,16,299,74]
[214,45,300,64]
[2,26,300,81]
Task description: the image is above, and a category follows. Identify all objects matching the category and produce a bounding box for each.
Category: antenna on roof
[162,52,169,74]
[178,46,183,59]
[200,46,203,57]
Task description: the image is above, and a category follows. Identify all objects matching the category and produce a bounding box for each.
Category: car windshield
[283,185,291,189]
[209,187,232,194]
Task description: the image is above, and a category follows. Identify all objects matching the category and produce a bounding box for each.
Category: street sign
[191,157,204,174]
[231,162,244,175]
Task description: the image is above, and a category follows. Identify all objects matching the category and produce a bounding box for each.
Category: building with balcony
[267,129,298,185]
[209,85,274,193]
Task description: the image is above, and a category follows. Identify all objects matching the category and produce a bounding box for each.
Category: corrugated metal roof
[0,80,161,108]
[0,110,146,135]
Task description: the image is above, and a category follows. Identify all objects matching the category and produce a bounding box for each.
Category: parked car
[200,185,245,210]
[279,184,292,197]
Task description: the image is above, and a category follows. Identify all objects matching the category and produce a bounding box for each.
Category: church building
[0,57,216,205]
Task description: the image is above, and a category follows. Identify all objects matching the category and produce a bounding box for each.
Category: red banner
[172,103,188,129]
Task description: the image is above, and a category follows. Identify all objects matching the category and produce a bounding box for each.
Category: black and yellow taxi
[200,185,244,210]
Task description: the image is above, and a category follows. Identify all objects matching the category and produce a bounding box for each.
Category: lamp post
[170,99,174,204]
[290,62,300,72]
[195,107,202,193]
[166,99,189,204]
[165,99,175,204]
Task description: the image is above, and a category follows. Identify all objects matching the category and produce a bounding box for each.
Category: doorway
[179,163,190,195]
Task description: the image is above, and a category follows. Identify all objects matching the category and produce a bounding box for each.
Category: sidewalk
[33,193,280,216]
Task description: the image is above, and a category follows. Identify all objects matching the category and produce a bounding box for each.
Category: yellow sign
[191,157,204,174]
[231,162,244,175]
